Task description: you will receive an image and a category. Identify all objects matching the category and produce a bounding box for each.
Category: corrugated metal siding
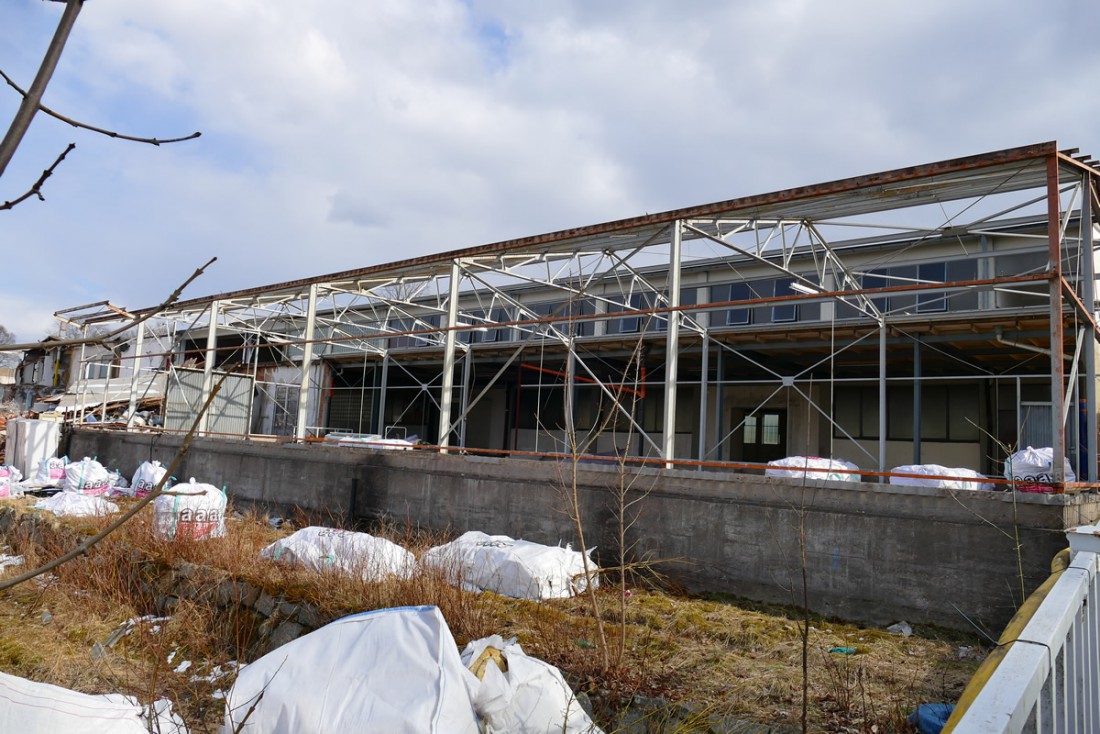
[165,367,254,437]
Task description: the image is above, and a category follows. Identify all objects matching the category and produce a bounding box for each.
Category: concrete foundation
[70,428,1100,632]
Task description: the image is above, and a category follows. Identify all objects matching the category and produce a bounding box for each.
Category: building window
[833,386,879,440]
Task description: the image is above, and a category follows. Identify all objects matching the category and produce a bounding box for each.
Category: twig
[0,368,229,592]
[0,68,201,146]
[0,256,217,352]
[0,142,73,210]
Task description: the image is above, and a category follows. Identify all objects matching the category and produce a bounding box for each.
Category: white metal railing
[949,523,1100,732]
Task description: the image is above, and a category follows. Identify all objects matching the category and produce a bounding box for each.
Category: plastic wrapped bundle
[889,464,992,491]
[765,456,860,483]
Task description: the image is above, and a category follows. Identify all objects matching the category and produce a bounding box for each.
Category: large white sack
[30,456,66,488]
[34,492,119,517]
[0,670,187,734]
[130,459,170,498]
[463,635,602,734]
[889,464,992,492]
[423,531,597,600]
[153,479,227,540]
[0,466,22,499]
[260,526,416,581]
[223,606,480,734]
[63,457,112,495]
[765,456,860,482]
[1004,447,1076,492]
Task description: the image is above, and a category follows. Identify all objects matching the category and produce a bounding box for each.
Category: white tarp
[422,531,596,600]
[325,433,415,450]
[223,606,480,734]
[153,479,227,540]
[34,492,119,517]
[0,670,187,734]
[260,526,416,581]
[765,456,860,482]
[889,464,992,491]
[463,635,603,734]
[1004,447,1076,492]
[63,457,112,496]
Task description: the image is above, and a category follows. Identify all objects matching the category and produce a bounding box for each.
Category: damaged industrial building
[16,140,1100,631]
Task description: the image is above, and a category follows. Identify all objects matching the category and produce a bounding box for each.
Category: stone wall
[70,428,1100,631]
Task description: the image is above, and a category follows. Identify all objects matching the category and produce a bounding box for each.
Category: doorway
[740,409,788,464]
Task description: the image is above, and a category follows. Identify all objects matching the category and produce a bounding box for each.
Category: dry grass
[0,498,981,732]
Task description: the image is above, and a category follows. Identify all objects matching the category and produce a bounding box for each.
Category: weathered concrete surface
[71,429,1100,632]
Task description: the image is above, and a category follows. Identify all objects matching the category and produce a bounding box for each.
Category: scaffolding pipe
[879,322,887,475]
[437,261,462,451]
[663,221,682,468]
[295,284,318,441]
[198,300,220,435]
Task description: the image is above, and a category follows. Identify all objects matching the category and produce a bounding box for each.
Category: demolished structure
[44,141,1100,485]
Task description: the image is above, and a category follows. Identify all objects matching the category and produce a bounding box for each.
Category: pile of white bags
[34,492,119,518]
[463,635,602,734]
[765,456,860,483]
[0,466,22,498]
[63,457,111,496]
[30,456,66,488]
[153,479,226,540]
[260,526,416,581]
[889,464,992,492]
[223,606,601,734]
[130,460,170,498]
[0,670,187,733]
[1004,447,1076,492]
[422,531,596,600]
[224,606,481,734]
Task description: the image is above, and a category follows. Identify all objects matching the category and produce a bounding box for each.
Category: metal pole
[1082,177,1098,481]
[126,320,145,427]
[697,334,709,466]
[913,337,921,464]
[714,346,725,461]
[295,284,318,441]
[76,325,88,425]
[198,300,220,435]
[459,346,472,448]
[437,261,462,451]
[377,353,390,436]
[1047,156,1067,481]
[663,221,683,468]
[0,0,82,178]
[879,322,887,476]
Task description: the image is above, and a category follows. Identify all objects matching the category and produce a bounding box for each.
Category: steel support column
[1083,176,1098,481]
[377,353,390,436]
[697,333,709,466]
[879,322,887,476]
[126,321,146,426]
[437,261,462,451]
[295,284,318,441]
[198,300,220,435]
[913,337,921,464]
[1047,157,1067,481]
[663,221,682,468]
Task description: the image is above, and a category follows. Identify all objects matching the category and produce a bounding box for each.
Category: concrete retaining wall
[70,429,1100,631]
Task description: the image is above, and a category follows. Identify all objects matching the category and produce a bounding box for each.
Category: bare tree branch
[0,0,82,178]
[0,256,217,352]
[0,68,201,147]
[0,142,74,210]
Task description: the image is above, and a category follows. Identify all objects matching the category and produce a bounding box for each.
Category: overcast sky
[2,0,1099,341]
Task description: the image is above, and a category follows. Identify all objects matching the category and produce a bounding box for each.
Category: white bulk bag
[423,531,597,600]
[765,456,860,482]
[1004,447,1076,492]
[153,479,227,540]
[63,457,112,496]
[223,606,479,734]
[131,460,170,498]
[463,635,603,734]
[34,492,119,518]
[30,456,67,487]
[0,670,186,734]
[0,466,22,498]
[889,464,992,492]
[261,526,416,581]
